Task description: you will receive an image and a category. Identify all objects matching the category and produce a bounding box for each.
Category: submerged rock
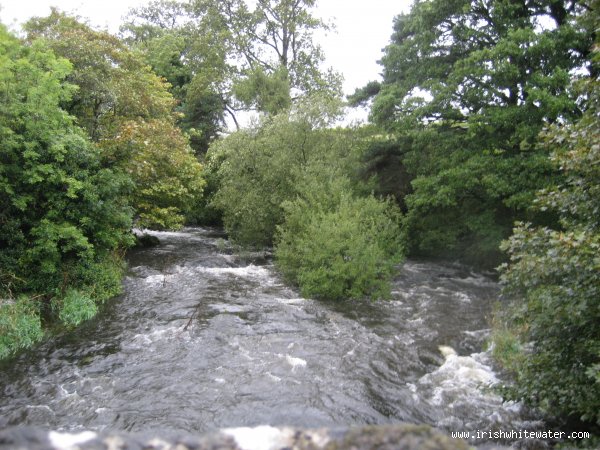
[134,233,161,247]
[0,424,484,450]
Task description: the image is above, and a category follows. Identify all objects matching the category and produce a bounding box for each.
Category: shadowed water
[0,227,541,443]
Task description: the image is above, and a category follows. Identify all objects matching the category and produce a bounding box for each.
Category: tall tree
[498,72,600,431]
[0,25,132,355]
[25,11,205,229]
[122,0,341,148]
[217,0,342,108]
[351,0,595,266]
[121,0,232,152]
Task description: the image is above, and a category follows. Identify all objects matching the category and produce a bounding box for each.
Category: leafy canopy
[497,72,600,427]
[25,11,206,229]
[0,25,133,355]
[352,0,594,266]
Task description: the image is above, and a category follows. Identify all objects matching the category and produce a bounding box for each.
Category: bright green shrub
[0,298,43,359]
[207,99,406,301]
[53,289,98,327]
[276,182,405,300]
[209,118,310,247]
[208,101,366,247]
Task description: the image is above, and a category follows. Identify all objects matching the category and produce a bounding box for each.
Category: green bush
[65,253,127,303]
[495,76,600,427]
[0,26,132,357]
[276,184,405,300]
[206,97,366,247]
[0,298,43,359]
[53,289,98,327]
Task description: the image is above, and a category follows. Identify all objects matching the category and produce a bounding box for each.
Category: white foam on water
[456,275,498,287]
[48,431,96,449]
[438,345,457,358]
[134,229,197,239]
[285,354,307,371]
[454,292,472,303]
[407,317,424,325]
[127,326,191,350]
[57,384,79,400]
[223,426,295,450]
[419,346,501,409]
[199,265,272,279]
[344,344,359,357]
[265,372,282,382]
[210,303,249,313]
[275,297,305,305]
[26,404,53,411]
[394,334,415,345]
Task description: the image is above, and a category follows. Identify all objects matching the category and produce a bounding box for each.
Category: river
[0,227,541,445]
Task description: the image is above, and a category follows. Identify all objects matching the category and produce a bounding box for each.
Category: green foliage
[209,118,306,246]
[64,253,127,302]
[122,0,230,153]
[496,75,600,426]
[53,289,98,327]
[233,65,291,115]
[123,0,341,151]
[208,97,357,247]
[0,25,132,357]
[275,183,405,300]
[0,25,132,292]
[103,118,205,230]
[25,11,175,141]
[25,12,206,229]
[0,298,43,359]
[356,0,593,267]
[208,98,406,300]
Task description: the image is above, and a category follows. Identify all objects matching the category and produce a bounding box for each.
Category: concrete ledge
[0,424,479,450]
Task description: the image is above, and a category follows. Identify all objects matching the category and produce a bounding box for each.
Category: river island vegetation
[0,0,598,442]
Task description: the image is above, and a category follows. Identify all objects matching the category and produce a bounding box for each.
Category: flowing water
[0,227,541,445]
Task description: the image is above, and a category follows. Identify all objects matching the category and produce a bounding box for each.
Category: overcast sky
[1,0,412,95]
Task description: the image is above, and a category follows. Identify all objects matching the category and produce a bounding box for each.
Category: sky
[1,0,413,91]
[0,0,413,124]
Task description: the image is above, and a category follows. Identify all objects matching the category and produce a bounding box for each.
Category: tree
[25,10,175,141]
[122,0,341,147]
[207,96,346,246]
[207,96,405,300]
[102,118,205,230]
[275,182,405,301]
[0,25,132,356]
[351,0,594,266]
[25,11,206,228]
[216,0,342,109]
[121,0,232,153]
[496,71,600,428]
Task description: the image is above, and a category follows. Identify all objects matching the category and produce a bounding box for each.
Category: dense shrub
[208,100,364,247]
[0,298,44,360]
[25,12,205,230]
[53,289,98,328]
[207,99,406,300]
[0,26,132,357]
[105,118,205,229]
[275,182,405,300]
[495,76,600,427]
